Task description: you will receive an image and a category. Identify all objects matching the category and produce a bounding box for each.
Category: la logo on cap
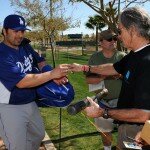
[19,17,24,25]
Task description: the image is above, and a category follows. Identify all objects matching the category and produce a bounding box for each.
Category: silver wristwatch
[102,108,109,119]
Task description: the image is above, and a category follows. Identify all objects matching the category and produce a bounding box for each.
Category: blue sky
[0,0,150,35]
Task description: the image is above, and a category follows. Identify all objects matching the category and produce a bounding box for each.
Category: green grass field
[40,50,118,150]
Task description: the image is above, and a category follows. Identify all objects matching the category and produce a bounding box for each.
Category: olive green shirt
[88,51,126,100]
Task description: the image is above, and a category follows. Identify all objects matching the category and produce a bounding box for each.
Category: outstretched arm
[17,64,69,88]
[70,63,118,76]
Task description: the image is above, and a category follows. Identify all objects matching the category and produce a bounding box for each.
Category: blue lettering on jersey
[16,54,33,73]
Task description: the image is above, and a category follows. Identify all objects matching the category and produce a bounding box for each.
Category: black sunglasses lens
[106,37,117,42]
[107,38,113,42]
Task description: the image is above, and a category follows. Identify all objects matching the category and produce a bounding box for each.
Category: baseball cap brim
[99,30,116,40]
[11,27,31,31]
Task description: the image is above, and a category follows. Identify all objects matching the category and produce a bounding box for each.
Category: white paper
[89,81,105,92]
[123,141,142,150]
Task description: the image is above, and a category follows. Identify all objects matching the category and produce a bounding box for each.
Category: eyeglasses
[105,37,117,42]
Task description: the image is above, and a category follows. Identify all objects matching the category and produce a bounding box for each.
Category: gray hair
[119,7,150,40]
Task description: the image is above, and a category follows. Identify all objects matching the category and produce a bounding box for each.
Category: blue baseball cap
[3,14,30,31]
[36,65,75,107]
[36,81,75,107]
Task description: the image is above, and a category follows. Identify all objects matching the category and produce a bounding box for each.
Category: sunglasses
[104,37,117,42]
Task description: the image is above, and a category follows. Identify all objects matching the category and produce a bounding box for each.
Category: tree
[10,0,71,37]
[10,0,71,67]
[70,0,150,51]
[85,15,106,51]
[83,34,90,41]
[70,0,149,31]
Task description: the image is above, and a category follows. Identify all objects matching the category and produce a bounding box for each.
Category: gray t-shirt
[88,50,126,100]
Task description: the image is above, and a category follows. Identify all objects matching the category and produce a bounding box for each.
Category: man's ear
[129,25,138,38]
[2,28,6,36]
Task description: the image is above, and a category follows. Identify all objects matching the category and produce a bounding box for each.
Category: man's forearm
[17,64,69,88]
[108,109,150,123]
[90,63,118,75]
[16,71,55,88]
[71,63,118,75]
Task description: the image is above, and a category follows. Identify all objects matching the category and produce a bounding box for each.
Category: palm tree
[85,15,106,51]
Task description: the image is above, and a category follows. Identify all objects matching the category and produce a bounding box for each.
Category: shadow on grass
[55,139,79,150]
[52,128,117,144]
[52,131,99,144]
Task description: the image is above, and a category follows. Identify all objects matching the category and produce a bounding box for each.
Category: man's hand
[50,64,70,79]
[69,63,83,72]
[83,97,104,118]
[135,131,148,147]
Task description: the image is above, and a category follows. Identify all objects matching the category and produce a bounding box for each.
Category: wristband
[81,65,91,72]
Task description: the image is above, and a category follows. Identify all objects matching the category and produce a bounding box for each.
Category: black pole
[46,1,62,149]
[96,25,99,51]
[81,33,84,55]
[49,34,56,68]
[58,108,62,150]
[49,33,62,150]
